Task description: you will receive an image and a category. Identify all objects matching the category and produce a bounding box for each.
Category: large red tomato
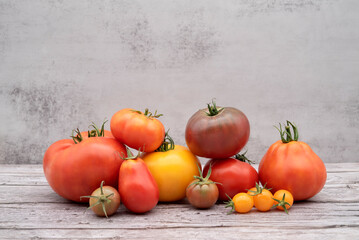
[119,151,159,213]
[203,154,258,201]
[185,100,250,159]
[258,121,327,201]
[110,108,165,152]
[43,123,127,202]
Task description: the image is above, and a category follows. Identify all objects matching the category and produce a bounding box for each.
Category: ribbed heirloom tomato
[142,133,200,202]
[259,121,327,201]
[43,122,127,202]
[185,100,250,159]
[110,108,165,152]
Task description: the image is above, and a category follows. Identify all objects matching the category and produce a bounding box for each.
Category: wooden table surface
[0,163,358,239]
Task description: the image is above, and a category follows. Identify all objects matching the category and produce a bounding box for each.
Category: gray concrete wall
[1,0,358,164]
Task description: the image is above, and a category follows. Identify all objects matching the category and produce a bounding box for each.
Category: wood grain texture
[0,163,358,239]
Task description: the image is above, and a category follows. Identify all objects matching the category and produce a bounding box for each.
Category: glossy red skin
[119,158,159,213]
[185,107,250,159]
[43,137,127,202]
[110,108,165,152]
[259,140,327,201]
[203,158,258,201]
[186,180,219,209]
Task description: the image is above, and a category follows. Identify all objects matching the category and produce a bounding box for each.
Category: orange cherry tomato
[247,183,274,212]
[273,190,294,214]
[226,193,254,214]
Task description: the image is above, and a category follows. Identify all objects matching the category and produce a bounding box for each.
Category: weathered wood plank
[0,201,358,229]
[1,163,358,173]
[0,163,358,239]
[0,226,358,240]
[1,164,358,187]
[0,181,358,204]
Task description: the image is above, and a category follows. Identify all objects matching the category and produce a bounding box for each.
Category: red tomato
[43,123,127,202]
[203,154,258,201]
[118,151,159,213]
[185,100,250,159]
[110,108,165,152]
[258,121,327,201]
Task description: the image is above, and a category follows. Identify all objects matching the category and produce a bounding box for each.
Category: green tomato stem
[274,120,299,143]
[206,99,224,116]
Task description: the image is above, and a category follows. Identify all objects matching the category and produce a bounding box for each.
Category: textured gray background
[0,0,358,164]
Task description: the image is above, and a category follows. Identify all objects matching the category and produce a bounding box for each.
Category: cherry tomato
[273,190,294,214]
[225,193,254,214]
[185,100,250,159]
[118,149,159,213]
[43,122,127,202]
[142,133,200,202]
[259,121,327,201]
[81,181,120,218]
[247,183,274,212]
[186,164,219,209]
[110,108,165,152]
[203,153,258,201]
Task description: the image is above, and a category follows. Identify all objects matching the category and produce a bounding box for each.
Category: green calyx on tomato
[132,108,163,119]
[224,194,237,214]
[234,150,255,165]
[80,181,114,218]
[275,120,299,143]
[272,193,291,214]
[206,99,224,116]
[155,130,175,152]
[188,164,219,188]
[71,120,108,144]
[247,182,271,196]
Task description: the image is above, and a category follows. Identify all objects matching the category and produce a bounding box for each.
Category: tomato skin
[89,185,121,217]
[203,158,258,201]
[142,145,200,202]
[247,188,274,212]
[110,108,165,152]
[186,180,219,209]
[259,140,327,201]
[185,107,250,159]
[232,193,254,213]
[43,137,127,202]
[118,158,159,213]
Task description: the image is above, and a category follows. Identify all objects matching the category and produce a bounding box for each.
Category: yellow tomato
[229,193,254,214]
[247,183,274,212]
[142,145,200,202]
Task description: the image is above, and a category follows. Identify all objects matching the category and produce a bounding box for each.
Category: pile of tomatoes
[43,100,327,217]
